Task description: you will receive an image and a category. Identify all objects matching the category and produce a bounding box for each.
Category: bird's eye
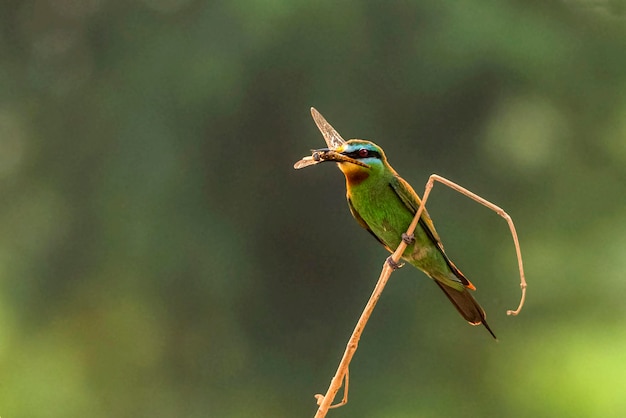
[358,148,369,158]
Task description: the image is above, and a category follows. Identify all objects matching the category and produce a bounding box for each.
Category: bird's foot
[402,233,415,245]
[386,256,404,270]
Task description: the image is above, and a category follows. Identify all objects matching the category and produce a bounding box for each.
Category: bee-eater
[296,108,496,339]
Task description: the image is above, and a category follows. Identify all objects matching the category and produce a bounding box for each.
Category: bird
[295,108,496,339]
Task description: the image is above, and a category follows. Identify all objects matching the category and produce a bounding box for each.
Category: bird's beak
[311,147,370,168]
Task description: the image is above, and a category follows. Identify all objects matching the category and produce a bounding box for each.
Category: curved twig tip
[506,282,527,316]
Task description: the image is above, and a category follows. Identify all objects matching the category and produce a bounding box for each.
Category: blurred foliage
[1,0,626,417]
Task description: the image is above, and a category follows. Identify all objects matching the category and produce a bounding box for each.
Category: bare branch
[426,175,527,315]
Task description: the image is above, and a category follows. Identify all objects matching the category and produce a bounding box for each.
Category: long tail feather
[433,280,497,339]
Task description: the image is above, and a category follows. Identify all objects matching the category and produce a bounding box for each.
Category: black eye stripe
[344,149,382,159]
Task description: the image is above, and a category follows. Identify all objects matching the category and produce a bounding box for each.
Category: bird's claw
[386,256,404,270]
[402,233,415,245]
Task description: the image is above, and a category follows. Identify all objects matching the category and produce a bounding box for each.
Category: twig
[425,175,527,315]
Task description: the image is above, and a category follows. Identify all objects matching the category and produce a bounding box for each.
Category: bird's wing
[389,175,475,290]
[347,195,392,252]
[389,175,442,241]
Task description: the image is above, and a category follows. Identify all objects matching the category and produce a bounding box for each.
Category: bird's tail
[433,280,497,339]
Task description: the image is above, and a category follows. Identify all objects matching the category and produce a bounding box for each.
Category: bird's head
[333,140,388,174]
[306,139,388,175]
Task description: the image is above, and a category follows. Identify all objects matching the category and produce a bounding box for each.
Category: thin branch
[426,175,527,315]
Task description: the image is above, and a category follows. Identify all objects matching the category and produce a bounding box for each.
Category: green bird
[295,108,496,339]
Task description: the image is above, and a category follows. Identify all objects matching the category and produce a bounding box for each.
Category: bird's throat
[339,163,370,186]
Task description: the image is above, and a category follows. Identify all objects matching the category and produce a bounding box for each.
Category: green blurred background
[2,1,626,417]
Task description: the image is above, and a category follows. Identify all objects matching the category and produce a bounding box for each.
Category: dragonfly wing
[311,107,346,149]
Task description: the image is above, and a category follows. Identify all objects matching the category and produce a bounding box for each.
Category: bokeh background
[2,1,626,417]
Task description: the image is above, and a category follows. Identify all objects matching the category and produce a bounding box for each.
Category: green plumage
[294,108,497,338]
[336,140,496,339]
